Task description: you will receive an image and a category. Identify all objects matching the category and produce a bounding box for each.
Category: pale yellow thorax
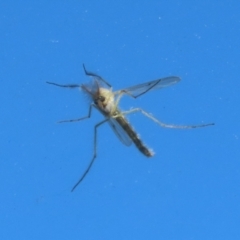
[96,87,116,115]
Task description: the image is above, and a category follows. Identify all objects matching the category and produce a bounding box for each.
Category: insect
[47,65,214,191]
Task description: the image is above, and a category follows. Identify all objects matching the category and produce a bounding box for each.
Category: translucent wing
[118,76,180,98]
[108,118,132,146]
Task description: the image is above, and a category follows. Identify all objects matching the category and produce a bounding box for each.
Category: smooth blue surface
[1,1,240,239]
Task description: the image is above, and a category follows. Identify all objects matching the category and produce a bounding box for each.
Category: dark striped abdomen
[115,116,154,157]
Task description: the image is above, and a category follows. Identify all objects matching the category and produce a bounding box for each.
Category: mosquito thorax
[94,87,115,114]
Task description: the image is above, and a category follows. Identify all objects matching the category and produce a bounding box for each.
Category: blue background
[1,1,240,239]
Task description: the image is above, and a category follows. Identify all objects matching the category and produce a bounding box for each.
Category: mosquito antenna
[82,64,112,88]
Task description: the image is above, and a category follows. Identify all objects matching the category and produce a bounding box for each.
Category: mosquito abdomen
[115,116,154,157]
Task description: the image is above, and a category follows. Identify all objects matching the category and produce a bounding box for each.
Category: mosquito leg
[121,108,214,129]
[71,118,109,192]
[113,91,132,109]
[57,104,95,123]
[113,88,146,106]
[113,88,146,108]
[46,81,81,89]
[82,64,112,88]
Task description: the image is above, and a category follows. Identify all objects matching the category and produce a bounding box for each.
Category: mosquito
[47,64,214,191]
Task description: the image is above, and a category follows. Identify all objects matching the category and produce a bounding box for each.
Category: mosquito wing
[119,76,180,98]
[108,118,132,146]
